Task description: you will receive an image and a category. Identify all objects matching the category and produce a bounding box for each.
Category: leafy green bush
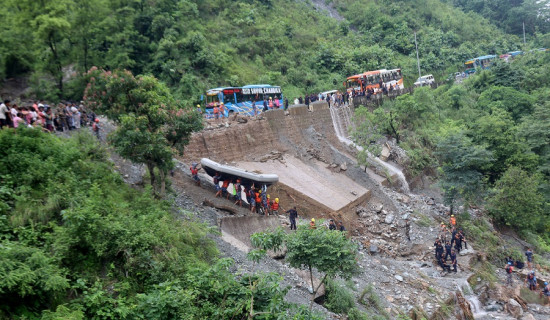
[324,278,355,314]
[0,128,319,319]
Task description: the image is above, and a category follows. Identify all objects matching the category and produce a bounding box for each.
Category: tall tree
[84,68,203,196]
[435,132,493,214]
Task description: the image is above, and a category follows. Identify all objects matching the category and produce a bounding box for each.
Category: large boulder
[505,299,523,318]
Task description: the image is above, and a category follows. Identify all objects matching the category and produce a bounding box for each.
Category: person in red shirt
[213,104,220,120]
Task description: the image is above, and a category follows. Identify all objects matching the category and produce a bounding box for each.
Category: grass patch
[520,287,549,305]
[358,285,390,319]
[427,287,437,294]
[413,211,432,228]
[469,261,498,287]
[324,278,355,315]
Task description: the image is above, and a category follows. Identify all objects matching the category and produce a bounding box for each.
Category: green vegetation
[358,285,390,319]
[0,129,318,319]
[1,0,542,104]
[354,51,550,252]
[250,225,359,314]
[83,68,203,196]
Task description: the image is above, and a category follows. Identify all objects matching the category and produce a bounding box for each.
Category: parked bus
[204,84,283,118]
[345,69,404,94]
[464,55,497,74]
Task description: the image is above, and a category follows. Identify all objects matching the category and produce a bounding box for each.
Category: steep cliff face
[182,102,342,163]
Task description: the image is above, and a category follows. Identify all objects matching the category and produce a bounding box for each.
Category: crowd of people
[433,215,465,274]
[504,247,550,302]
[0,99,101,138]
[191,163,347,233]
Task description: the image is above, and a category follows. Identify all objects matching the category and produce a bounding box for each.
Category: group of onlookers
[0,99,97,132]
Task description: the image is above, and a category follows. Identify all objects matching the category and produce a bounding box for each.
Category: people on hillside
[328,219,336,230]
[338,221,346,232]
[525,270,537,291]
[190,163,200,187]
[309,218,316,229]
[287,206,298,230]
[541,282,550,303]
[505,261,514,286]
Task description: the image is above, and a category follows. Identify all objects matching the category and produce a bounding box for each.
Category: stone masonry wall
[182,102,342,163]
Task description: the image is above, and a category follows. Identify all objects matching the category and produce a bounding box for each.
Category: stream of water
[457,279,487,319]
[329,104,410,193]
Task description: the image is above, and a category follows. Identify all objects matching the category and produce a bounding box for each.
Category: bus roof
[475,55,497,60]
[242,84,279,88]
[206,87,232,95]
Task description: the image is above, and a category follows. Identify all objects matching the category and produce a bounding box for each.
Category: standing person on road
[286,206,298,230]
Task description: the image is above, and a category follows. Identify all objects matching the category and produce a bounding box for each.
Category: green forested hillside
[1,0,542,102]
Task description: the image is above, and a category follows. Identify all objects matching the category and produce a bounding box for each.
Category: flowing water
[329,104,410,193]
[457,279,487,319]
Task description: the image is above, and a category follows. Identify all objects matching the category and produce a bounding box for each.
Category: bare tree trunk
[147,162,156,193]
[159,168,166,197]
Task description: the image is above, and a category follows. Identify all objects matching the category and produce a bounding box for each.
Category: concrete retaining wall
[182,101,340,163]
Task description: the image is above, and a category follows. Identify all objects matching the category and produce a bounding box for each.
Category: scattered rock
[520,313,535,320]
[369,245,379,254]
[374,203,384,213]
[485,302,503,312]
[506,299,523,318]
[340,162,347,171]
[385,214,395,224]
[395,275,404,282]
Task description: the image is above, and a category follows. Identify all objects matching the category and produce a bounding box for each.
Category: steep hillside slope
[0,0,527,102]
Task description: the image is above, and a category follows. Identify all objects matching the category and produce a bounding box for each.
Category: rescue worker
[190,163,200,186]
[328,219,336,230]
[217,178,231,198]
[213,104,220,120]
[213,172,221,195]
[234,178,242,206]
[434,239,444,261]
[271,198,280,215]
[450,249,458,272]
[454,233,463,253]
[262,191,271,216]
[541,282,550,303]
[338,221,346,232]
[196,104,202,114]
[450,214,456,227]
[525,271,537,291]
[310,218,316,229]
[255,189,262,214]
[505,261,514,286]
[248,186,256,213]
[444,241,452,261]
[286,206,297,230]
[439,256,451,272]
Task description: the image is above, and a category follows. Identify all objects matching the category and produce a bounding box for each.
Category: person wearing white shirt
[0,100,10,128]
